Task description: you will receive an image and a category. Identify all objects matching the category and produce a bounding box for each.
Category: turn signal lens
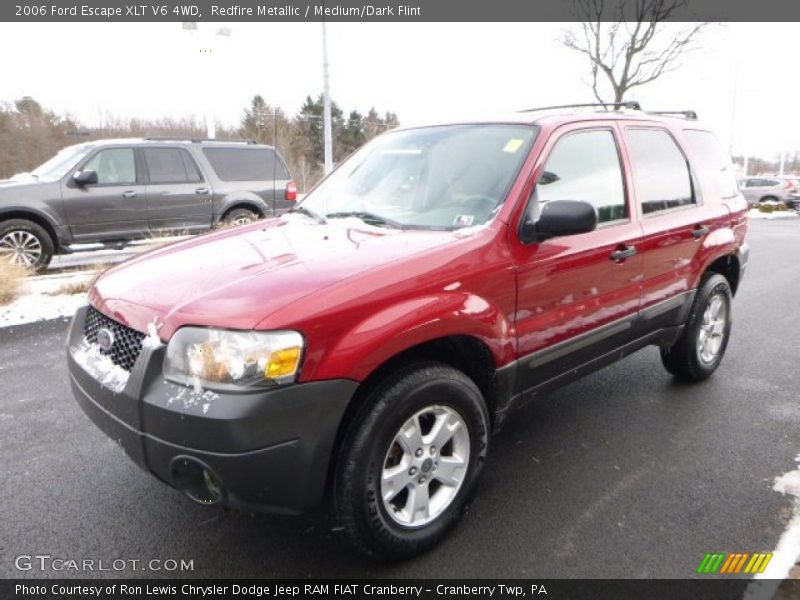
[265,346,302,379]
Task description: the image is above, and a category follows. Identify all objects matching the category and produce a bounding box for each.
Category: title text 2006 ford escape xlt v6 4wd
[68,104,749,560]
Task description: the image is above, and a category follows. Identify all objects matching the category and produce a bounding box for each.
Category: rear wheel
[660,273,732,382]
[222,208,259,227]
[333,363,489,561]
[0,219,54,271]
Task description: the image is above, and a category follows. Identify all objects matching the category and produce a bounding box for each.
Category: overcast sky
[1,22,797,158]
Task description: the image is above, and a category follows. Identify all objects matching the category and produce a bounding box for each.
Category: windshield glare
[30,144,94,182]
[301,124,537,230]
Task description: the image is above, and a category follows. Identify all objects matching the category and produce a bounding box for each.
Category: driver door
[62,146,149,241]
[510,123,645,392]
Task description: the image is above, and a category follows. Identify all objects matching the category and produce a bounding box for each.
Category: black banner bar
[5,0,800,22]
[3,579,800,600]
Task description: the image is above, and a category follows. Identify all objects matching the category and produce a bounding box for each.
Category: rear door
[143,147,213,234]
[620,125,721,333]
[511,122,645,391]
[62,146,148,241]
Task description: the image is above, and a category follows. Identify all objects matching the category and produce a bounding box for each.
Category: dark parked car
[0,138,296,269]
[68,106,748,560]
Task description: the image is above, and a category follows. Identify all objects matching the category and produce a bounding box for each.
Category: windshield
[301,124,537,230]
[29,144,94,182]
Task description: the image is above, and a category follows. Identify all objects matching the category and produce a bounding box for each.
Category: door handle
[610,245,637,261]
[122,190,137,199]
[195,187,209,195]
[692,225,710,238]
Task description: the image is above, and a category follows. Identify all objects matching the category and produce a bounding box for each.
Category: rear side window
[626,128,694,214]
[684,130,738,199]
[144,148,203,184]
[202,148,289,181]
[536,129,627,224]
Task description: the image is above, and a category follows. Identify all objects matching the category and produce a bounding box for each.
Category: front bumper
[67,305,358,514]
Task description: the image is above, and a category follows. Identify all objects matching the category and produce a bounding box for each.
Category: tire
[222,208,259,227]
[759,196,779,204]
[0,219,54,271]
[333,362,490,561]
[660,273,733,382]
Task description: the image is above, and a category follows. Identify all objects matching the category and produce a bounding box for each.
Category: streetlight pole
[321,20,333,175]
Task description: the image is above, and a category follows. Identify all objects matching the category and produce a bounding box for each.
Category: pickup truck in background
[0,138,297,269]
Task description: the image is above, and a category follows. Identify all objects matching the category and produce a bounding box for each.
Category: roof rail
[517,101,641,113]
[644,110,698,120]
[143,136,259,144]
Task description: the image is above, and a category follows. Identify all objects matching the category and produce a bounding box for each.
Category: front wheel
[0,219,54,271]
[333,363,489,561]
[660,273,733,382]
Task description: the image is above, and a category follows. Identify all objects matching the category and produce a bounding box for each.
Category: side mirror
[520,199,598,244]
[73,170,98,186]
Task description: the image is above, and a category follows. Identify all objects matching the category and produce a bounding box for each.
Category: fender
[689,225,737,289]
[215,191,270,221]
[307,292,516,383]
[0,205,69,246]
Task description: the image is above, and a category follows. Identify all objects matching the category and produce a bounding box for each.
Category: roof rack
[143,137,259,144]
[518,101,641,113]
[644,110,698,120]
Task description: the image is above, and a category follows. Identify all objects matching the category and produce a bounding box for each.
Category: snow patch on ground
[0,293,87,328]
[0,271,94,328]
[71,338,130,394]
[755,454,800,580]
[748,208,799,220]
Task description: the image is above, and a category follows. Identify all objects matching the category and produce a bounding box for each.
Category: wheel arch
[216,193,268,223]
[323,333,501,505]
[704,253,741,296]
[0,209,61,250]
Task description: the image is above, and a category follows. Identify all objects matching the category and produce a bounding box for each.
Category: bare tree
[563,0,708,103]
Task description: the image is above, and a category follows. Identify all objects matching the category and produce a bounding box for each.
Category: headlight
[164,327,304,391]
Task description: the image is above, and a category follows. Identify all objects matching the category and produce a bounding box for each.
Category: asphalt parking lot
[1,218,798,579]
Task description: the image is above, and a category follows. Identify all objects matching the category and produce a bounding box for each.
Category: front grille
[84,306,146,372]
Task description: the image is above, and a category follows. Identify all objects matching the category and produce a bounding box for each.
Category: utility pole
[321,20,333,175]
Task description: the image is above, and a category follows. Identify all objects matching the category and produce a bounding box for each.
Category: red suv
[68,106,749,560]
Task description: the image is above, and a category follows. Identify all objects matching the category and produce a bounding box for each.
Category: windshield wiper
[325,211,406,229]
[287,205,326,224]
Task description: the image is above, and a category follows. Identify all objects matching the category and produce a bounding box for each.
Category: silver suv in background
[739,176,800,208]
[0,138,296,270]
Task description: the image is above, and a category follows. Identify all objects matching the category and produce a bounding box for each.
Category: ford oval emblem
[96,328,115,353]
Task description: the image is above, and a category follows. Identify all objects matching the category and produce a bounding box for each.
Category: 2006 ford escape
[68,104,749,560]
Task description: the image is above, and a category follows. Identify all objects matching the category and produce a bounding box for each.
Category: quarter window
[684,130,738,199]
[626,128,694,214]
[203,148,289,182]
[82,148,136,185]
[535,129,627,224]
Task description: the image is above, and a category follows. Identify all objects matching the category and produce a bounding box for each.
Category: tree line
[0,95,400,190]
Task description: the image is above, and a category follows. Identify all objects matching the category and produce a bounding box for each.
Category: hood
[0,177,46,191]
[90,216,473,339]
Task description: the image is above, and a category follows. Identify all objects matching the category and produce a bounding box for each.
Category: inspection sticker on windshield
[503,138,525,153]
[454,214,475,227]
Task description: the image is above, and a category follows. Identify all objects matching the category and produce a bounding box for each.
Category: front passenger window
[535,129,627,224]
[83,148,136,185]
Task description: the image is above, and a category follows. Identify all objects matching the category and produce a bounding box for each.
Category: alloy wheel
[697,293,727,365]
[381,405,470,528]
[0,230,42,267]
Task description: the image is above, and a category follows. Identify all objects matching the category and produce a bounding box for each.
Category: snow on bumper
[66,305,358,514]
